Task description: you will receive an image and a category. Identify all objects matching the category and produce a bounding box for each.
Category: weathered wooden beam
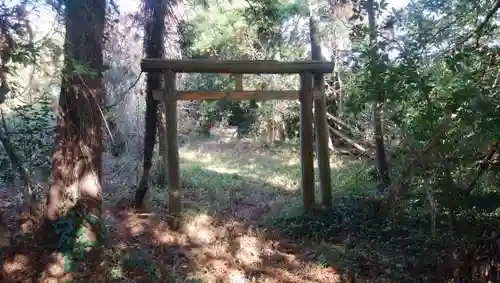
[329,126,369,154]
[326,112,360,136]
[234,74,243,91]
[313,74,332,207]
[141,59,334,74]
[163,70,181,230]
[152,90,323,101]
[299,72,315,212]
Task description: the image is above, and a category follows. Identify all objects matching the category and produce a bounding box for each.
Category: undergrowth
[53,211,108,273]
[270,186,500,282]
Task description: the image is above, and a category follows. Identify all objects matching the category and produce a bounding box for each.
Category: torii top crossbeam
[141,58,334,74]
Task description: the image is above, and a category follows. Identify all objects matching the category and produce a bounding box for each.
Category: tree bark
[45,0,106,243]
[326,68,339,148]
[134,0,166,207]
[309,10,332,206]
[366,0,390,185]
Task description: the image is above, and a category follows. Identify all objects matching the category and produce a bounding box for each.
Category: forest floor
[0,137,371,283]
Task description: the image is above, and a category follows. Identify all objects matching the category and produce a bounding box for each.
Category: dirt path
[0,138,353,282]
[100,197,341,283]
[0,186,342,283]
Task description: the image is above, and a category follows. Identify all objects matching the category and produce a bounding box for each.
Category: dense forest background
[0,0,500,282]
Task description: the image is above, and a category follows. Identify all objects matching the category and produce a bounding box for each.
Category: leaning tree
[134,0,167,208]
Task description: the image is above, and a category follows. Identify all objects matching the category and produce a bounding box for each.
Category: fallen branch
[326,112,361,134]
[329,125,371,155]
[326,112,377,149]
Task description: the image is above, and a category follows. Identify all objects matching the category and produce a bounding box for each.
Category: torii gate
[141,58,333,229]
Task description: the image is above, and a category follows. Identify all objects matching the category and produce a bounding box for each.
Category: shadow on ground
[0,138,368,282]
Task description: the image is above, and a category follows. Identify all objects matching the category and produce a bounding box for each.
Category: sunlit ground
[2,136,369,282]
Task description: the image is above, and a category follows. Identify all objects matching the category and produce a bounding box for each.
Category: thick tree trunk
[309,11,332,206]
[45,0,106,242]
[134,0,166,207]
[366,0,390,185]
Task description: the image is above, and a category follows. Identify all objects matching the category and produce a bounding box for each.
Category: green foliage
[0,1,64,183]
[0,96,54,182]
[286,0,500,280]
[272,186,500,281]
[69,57,99,76]
[345,0,500,179]
[180,0,306,136]
[242,0,301,46]
[121,248,161,279]
[52,210,107,273]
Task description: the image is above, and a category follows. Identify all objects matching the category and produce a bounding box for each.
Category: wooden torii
[141,59,333,228]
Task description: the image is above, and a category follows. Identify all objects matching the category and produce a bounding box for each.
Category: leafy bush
[0,95,54,182]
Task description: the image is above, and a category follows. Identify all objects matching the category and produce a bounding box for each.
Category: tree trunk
[134,0,166,207]
[327,69,341,147]
[108,119,126,157]
[103,93,126,157]
[366,0,390,185]
[309,9,333,206]
[45,0,106,243]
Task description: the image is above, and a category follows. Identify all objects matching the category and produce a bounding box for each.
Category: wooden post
[313,73,332,206]
[299,72,315,212]
[163,70,181,229]
[157,103,167,186]
[309,16,332,206]
[157,74,167,186]
[235,74,243,91]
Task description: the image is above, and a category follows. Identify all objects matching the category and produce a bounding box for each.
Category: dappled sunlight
[183,213,217,245]
[180,147,215,164]
[78,171,102,199]
[179,144,302,190]
[306,265,341,282]
[40,252,68,282]
[99,201,343,283]
[151,222,189,246]
[2,254,31,275]
[234,234,262,267]
[0,137,360,282]
[177,139,357,197]
[266,175,299,191]
[285,157,300,166]
[206,164,240,175]
[68,136,373,282]
[108,265,125,280]
[1,249,76,283]
[123,214,147,237]
[227,269,248,283]
[182,215,339,282]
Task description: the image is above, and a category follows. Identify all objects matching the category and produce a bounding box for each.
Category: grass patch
[148,137,374,218]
